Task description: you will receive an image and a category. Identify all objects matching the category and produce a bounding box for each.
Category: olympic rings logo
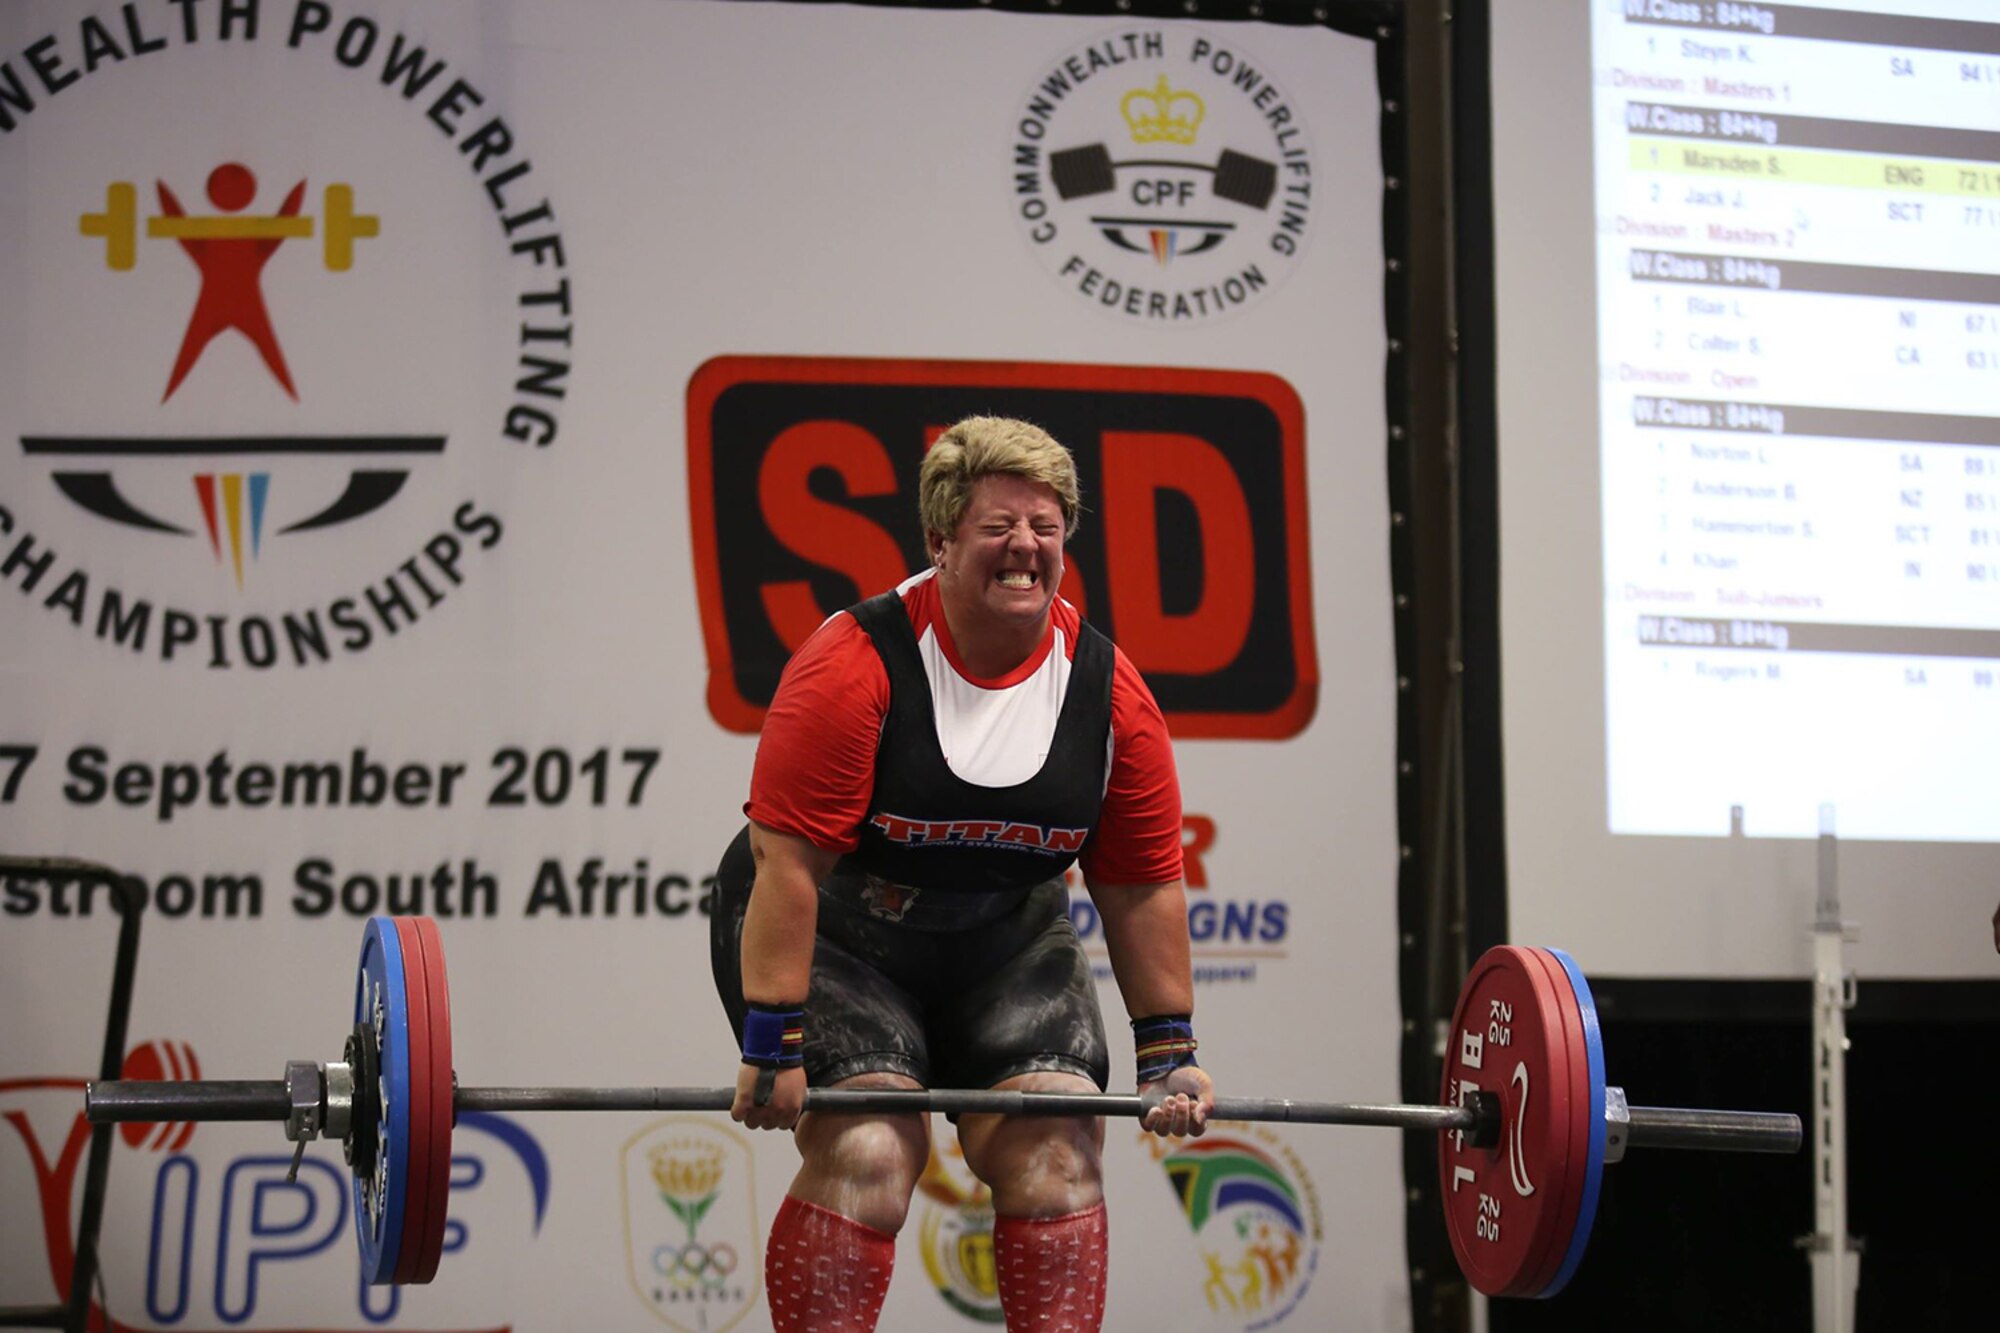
[651,1242,740,1288]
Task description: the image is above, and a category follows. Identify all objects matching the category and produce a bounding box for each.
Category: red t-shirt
[748,573,1183,887]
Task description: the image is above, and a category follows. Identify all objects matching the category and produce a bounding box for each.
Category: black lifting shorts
[710,825,1110,1091]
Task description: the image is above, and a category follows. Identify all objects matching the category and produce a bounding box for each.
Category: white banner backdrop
[0,2,1396,1329]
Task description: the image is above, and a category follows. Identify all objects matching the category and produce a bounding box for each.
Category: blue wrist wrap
[741,1002,805,1069]
[1132,1014,1198,1084]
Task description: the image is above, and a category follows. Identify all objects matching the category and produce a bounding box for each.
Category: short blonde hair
[919,416,1082,540]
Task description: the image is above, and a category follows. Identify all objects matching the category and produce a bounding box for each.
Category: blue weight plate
[1540,948,1607,1298]
[354,916,412,1285]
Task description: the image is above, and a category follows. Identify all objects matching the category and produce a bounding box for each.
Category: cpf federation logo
[1010,28,1317,323]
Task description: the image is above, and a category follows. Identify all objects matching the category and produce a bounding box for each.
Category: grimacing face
[931,473,1066,636]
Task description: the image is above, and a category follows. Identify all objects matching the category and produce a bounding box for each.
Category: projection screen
[1496,0,2000,978]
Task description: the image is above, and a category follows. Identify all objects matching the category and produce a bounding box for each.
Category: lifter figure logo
[80,160,381,401]
[57,164,431,589]
[157,162,307,402]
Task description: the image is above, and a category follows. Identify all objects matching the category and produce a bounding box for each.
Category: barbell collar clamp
[284,1061,322,1145]
[1604,1085,1630,1164]
[322,1061,355,1141]
[278,1060,355,1146]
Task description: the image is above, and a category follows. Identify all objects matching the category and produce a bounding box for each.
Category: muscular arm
[731,610,883,1134]
[732,822,839,1130]
[741,822,838,1003]
[1090,877,1212,1136]
[1090,878,1195,1020]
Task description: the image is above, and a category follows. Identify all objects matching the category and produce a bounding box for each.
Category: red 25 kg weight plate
[408,916,454,1284]
[388,917,455,1285]
[389,918,437,1286]
[1437,945,1581,1297]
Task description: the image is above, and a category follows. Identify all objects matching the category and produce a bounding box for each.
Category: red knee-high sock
[993,1202,1108,1333]
[764,1194,896,1333]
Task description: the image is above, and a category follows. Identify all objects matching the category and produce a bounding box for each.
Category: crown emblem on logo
[1121,76,1204,145]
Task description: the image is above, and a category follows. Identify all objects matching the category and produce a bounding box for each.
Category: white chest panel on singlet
[913,624,1073,789]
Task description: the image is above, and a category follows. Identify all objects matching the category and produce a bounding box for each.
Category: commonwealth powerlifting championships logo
[0,1,573,668]
[1010,27,1317,323]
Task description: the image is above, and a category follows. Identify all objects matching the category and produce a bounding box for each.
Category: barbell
[82,917,1800,1298]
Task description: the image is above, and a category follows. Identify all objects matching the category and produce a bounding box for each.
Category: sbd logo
[687,356,1316,739]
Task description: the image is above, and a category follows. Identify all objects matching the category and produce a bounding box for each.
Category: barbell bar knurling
[462,1088,1495,1133]
[85,1078,1480,1131]
[82,1076,1795,1153]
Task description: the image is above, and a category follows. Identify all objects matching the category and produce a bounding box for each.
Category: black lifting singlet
[833,589,1115,899]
